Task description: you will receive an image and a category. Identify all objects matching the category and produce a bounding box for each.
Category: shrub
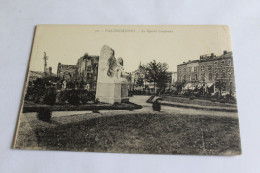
[34,94,41,103]
[183,90,193,97]
[80,90,96,103]
[43,93,56,105]
[219,98,227,103]
[37,107,52,122]
[94,98,100,104]
[92,98,100,113]
[43,87,57,105]
[211,98,217,102]
[89,91,96,102]
[128,91,133,97]
[212,91,220,98]
[80,90,90,104]
[152,99,161,111]
[68,90,80,105]
[57,90,68,104]
[189,95,196,100]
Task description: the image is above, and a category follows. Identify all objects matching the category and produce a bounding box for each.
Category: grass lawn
[16,112,241,155]
[163,95,237,108]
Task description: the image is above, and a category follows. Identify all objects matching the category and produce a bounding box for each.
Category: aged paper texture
[13,25,241,155]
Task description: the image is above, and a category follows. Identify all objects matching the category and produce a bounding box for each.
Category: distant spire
[43,52,48,68]
[43,52,48,73]
[139,61,142,68]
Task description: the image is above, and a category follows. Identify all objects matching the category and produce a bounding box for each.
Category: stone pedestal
[96,82,129,104]
[96,45,129,104]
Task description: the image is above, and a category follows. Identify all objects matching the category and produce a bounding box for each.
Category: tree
[143,60,169,94]
[136,76,144,87]
[175,80,186,94]
[215,79,226,97]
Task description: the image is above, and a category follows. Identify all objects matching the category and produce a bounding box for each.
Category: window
[208,65,212,71]
[215,72,218,78]
[221,69,226,78]
[195,74,198,80]
[209,73,212,81]
[87,60,91,66]
[227,69,232,77]
[221,60,225,66]
[201,65,205,71]
[228,60,232,66]
[214,61,218,66]
[194,67,198,72]
[201,73,205,81]
[86,66,92,71]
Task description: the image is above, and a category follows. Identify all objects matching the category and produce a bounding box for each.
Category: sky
[29,25,232,74]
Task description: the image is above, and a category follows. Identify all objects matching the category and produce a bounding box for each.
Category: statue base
[96,82,129,104]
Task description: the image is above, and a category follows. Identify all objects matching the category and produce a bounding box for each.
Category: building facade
[177,51,235,96]
[29,71,44,82]
[57,53,99,90]
[57,64,79,81]
[77,53,99,90]
[171,72,177,85]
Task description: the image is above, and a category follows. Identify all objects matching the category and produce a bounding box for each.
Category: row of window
[179,68,232,75]
[178,59,232,73]
[180,70,233,81]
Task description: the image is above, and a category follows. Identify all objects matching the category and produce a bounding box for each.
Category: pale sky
[29,25,232,74]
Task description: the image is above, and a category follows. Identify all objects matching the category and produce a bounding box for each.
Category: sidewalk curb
[147,96,238,112]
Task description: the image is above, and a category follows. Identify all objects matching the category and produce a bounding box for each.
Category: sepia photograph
[13,25,241,155]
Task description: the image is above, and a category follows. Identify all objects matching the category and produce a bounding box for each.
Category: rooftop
[177,51,232,66]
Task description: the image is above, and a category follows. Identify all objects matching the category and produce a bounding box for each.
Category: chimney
[84,53,88,59]
[223,50,228,55]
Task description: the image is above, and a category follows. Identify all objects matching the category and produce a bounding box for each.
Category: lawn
[15,112,241,155]
[163,95,237,108]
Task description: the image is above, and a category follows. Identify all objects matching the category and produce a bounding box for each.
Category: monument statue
[107,55,128,80]
[96,45,129,104]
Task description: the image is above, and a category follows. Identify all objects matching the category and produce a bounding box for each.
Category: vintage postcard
[13,25,241,155]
